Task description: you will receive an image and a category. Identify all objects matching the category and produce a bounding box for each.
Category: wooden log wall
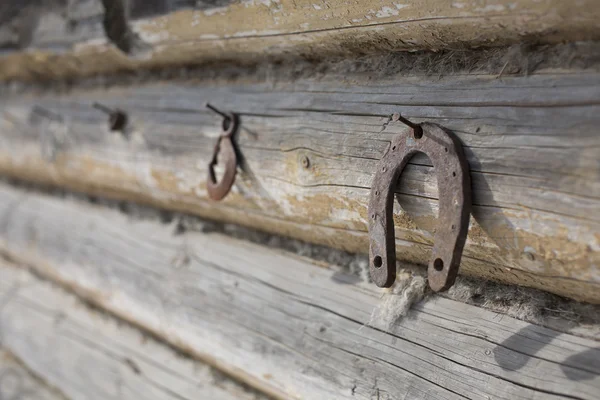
[0,66,599,302]
[1,2,599,399]
[0,349,66,400]
[1,0,600,81]
[0,262,269,400]
[0,183,598,400]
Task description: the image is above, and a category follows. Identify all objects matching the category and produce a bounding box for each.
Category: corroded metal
[206,104,238,201]
[368,120,471,292]
[93,102,128,132]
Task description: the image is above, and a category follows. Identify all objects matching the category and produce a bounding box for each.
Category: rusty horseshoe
[206,104,239,201]
[368,116,471,292]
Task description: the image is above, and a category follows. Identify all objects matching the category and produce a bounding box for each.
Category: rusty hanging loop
[206,103,239,201]
[368,114,471,292]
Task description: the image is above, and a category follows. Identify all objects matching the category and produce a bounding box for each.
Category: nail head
[301,156,310,168]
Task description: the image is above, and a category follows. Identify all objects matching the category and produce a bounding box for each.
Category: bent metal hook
[368,116,472,292]
[206,103,239,201]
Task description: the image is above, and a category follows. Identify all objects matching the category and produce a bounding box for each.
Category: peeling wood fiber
[1,0,600,81]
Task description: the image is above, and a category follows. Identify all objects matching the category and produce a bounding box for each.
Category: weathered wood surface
[0,350,66,400]
[0,184,599,400]
[1,0,600,81]
[0,0,104,52]
[1,70,599,301]
[0,263,269,400]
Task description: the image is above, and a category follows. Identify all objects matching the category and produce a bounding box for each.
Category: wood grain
[0,263,270,400]
[0,70,599,301]
[1,0,600,81]
[0,183,599,400]
[0,350,66,400]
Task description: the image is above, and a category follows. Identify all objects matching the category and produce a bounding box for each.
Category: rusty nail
[394,113,423,139]
[301,156,310,168]
[93,102,128,132]
[110,112,128,132]
[206,103,231,120]
[206,103,234,132]
[412,127,424,139]
[93,102,114,114]
[395,114,418,130]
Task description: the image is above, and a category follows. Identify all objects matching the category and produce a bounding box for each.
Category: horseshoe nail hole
[373,256,383,268]
[452,171,456,177]
[381,167,387,172]
[413,126,423,139]
[433,258,444,271]
[371,213,376,220]
[444,147,448,152]
[451,224,456,230]
[375,190,380,196]
[392,145,396,150]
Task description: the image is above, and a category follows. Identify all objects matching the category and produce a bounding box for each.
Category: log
[0,69,599,302]
[0,350,65,400]
[0,263,269,400]
[1,0,600,81]
[0,183,599,400]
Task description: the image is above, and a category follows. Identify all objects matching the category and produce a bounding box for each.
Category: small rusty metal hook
[93,102,128,132]
[206,103,239,201]
[368,116,471,292]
